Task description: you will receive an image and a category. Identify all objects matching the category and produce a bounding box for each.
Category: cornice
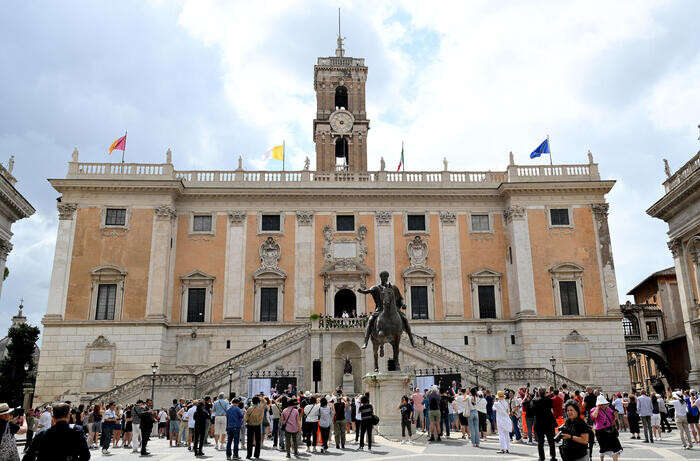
[646,168,700,220]
[0,175,35,220]
[498,180,616,196]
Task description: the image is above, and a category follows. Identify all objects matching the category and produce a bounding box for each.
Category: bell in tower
[313,11,369,172]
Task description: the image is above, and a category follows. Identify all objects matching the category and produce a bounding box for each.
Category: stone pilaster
[0,238,12,301]
[669,237,700,388]
[294,211,314,319]
[145,205,176,319]
[374,211,394,285]
[439,211,464,318]
[45,203,78,320]
[224,211,247,320]
[503,205,537,316]
[591,203,620,313]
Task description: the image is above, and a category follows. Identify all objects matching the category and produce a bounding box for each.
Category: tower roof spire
[336,8,345,57]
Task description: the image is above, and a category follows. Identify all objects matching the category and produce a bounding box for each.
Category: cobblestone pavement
[18,430,700,460]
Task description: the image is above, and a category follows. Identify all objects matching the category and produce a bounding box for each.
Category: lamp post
[549,356,557,389]
[228,364,234,397]
[151,362,158,404]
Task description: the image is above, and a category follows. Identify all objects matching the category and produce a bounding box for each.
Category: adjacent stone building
[647,149,700,389]
[34,39,631,405]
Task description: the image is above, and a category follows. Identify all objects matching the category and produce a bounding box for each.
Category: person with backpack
[303,396,320,452]
[213,392,230,451]
[281,399,301,458]
[358,394,375,452]
[168,399,181,447]
[318,397,332,453]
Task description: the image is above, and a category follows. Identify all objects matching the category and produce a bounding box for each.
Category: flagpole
[547,134,552,166]
[121,130,127,164]
[282,140,285,172]
[402,141,405,171]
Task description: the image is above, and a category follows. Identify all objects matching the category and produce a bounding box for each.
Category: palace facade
[35,41,631,405]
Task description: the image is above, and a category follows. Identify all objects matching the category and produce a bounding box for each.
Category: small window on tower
[335,86,348,110]
[335,138,349,171]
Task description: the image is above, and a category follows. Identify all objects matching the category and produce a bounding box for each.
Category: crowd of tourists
[2,383,699,460]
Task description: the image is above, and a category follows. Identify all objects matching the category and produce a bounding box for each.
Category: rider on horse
[358,271,416,349]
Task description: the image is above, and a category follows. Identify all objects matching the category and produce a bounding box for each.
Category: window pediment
[90,265,128,277]
[549,262,584,275]
[180,270,215,281]
[469,268,502,280]
[253,266,287,280]
[402,266,435,279]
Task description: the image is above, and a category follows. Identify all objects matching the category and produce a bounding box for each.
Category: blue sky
[1,0,699,334]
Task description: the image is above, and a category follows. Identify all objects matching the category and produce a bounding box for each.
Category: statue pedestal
[342,373,355,394]
[362,371,412,438]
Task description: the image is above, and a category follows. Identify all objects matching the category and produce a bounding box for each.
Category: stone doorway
[334,341,363,393]
[334,289,356,318]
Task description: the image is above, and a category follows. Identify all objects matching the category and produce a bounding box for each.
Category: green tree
[0,323,40,407]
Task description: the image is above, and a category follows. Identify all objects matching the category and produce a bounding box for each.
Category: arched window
[622,316,640,337]
[334,289,356,318]
[335,86,348,110]
[335,137,348,170]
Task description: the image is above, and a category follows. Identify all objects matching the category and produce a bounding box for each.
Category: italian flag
[397,142,404,171]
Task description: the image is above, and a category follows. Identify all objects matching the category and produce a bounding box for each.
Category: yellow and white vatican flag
[264,142,285,170]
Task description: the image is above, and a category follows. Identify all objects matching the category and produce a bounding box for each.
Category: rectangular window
[261,214,281,232]
[336,215,355,232]
[464,335,469,345]
[646,321,658,336]
[105,208,126,226]
[411,285,429,320]
[407,214,426,232]
[559,281,579,315]
[187,288,206,322]
[95,284,117,320]
[260,288,278,322]
[550,208,570,226]
[471,214,490,232]
[508,247,513,264]
[478,285,497,318]
[193,215,212,232]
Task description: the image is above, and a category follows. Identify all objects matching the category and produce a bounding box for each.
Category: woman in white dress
[494,391,513,454]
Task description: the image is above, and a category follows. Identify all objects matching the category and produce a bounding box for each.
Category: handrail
[663,151,700,192]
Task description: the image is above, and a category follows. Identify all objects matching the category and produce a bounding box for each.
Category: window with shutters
[410,286,429,319]
[478,285,497,318]
[187,288,206,322]
[104,208,126,226]
[549,208,571,226]
[95,284,117,320]
[407,214,426,232]
[336,215,355,232]
[260,288,278,322]
[559,281,579,315]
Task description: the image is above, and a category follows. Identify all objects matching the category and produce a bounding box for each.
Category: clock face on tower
[329,110,354,133]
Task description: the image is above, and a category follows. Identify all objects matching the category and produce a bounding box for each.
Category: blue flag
[530,138,550,159]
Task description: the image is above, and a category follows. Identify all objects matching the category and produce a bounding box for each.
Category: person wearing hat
[24,403,89,461]
[493,391,513,453]
[0,402,25,461]
[671,391,693,449]
[591,394,622,460]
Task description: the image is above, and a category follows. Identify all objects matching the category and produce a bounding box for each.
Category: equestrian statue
[357,271,416,372]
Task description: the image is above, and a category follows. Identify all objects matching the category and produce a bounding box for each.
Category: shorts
[214,415,227,435]
[158,422,167,429]
[429,410,441,424]
[114,423,122,431]
[688,413,700,424]
[458,414,468,426]
[651,414,661,426]
[91,422,102,433]
[170,420,180,434]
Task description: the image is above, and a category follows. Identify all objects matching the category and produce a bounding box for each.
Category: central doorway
[334,289,356,317]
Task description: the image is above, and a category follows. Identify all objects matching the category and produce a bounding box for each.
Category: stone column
[145,205,176,319]
[591,203,620,313]
[223,211,247,320]
[374,211,394,285]
[0,238,12,302]
[503,205,537,315]
[669,238,700,387]
[294,211,314,319]
[439,211,464,318]
[45,203,78,320]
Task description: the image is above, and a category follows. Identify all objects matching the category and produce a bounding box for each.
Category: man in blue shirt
[213,392,231,451]
[226,398,245,460]
[637,390,654,443]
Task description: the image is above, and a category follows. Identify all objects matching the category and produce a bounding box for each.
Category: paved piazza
[19,431,700,460]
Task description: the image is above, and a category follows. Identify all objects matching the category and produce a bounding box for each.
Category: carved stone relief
[228,210,246,225]
[407,236,428,267]
[439,211,456,225]
[295,210,314,226]
[154,205,177,221]
[57,202,78,220]
[260,237,281,269]
[503,205,526,224]
[375,211,392,226]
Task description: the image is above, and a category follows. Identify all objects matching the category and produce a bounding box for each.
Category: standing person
[476,390,488,440]
[523,391,535,445]
[193,400,210,456]
[244,396,264,459]
[427,386,441,442]
[36,406,52,434]
[123,404,133,448]
[412,388,424,431]
[532,388,557,461]
[439,389,451,437]
[24,408,36,453]
[333,395,346,449]
[399,395,413,444]
[627,395,640,439]
[559,400,590,461]
[89,404,101,450]
[131,400,143,454]
[637,390,654,443]
[591,395,622,461]
[657,393,671,433]
[281,399,301,458]
[494,391,513,454]
[318,397,332,453]
[135,399,155,457]
[168,399,181,447]
[226,398,244,460]
[583,388,597,425]
[112,405,123,448]
[303,396,320,452]
[0,402,25,461]
[358,395,374,452]
[651,394,662,440]
[611,394,626,432]
[453,389,468,439]
[686,390,700,443]
[29,403,89,461]
[157,407,168,438]
[671,391,693,450]
[213,392,230,451]
[184,402,197,450]
[485,390,496,434]
[270,396,281,449]
[510,390,523,443]
[100,401,117,455]
[466,388,480,447]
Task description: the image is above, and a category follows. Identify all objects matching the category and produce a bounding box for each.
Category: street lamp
[549,356,557,389]
[469,366,479,390]
[228,364,234,397]
[151,362,158,404]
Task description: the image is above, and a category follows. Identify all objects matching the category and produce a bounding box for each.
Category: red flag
[108,133,127,155]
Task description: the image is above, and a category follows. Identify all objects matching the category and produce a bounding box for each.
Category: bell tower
[313,13,369,171]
